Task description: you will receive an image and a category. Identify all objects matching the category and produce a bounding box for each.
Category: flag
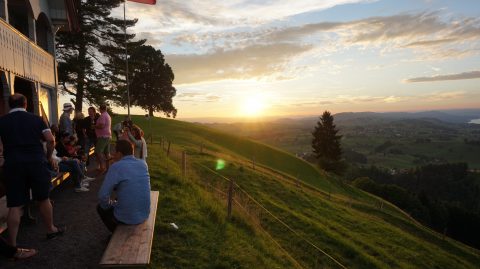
[127,0,156,4]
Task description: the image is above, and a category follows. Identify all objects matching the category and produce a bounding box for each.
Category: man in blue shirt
[97,140,151,232]
[0,94,65,258]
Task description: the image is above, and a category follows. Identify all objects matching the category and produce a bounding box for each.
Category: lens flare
[216,159,226,170]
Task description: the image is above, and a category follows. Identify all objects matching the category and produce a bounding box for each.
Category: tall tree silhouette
[56,0,144,111]
[127,45,177,117]
[312,111,343,173]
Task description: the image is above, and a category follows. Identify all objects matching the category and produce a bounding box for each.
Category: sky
[112,0,480,120]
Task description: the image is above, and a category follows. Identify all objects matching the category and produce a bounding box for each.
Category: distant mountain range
[274,109,480,126]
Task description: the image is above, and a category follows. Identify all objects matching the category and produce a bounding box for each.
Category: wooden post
[167,141,171,156]
[181,150,186,178]
[227,179,234,219]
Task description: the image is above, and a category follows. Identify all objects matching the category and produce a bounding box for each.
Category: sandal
[46,225,66,240]
[13,248,37,260]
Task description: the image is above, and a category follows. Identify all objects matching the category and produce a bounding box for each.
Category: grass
[118,115,480,269]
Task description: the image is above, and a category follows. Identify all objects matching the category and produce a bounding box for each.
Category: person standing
[97,140,151,232]
[59,103,74,135]
[0,94,65,256]
[83,107,99,163]
[95,104,112,174]
[125,125,148,161]
[73,111,86,153]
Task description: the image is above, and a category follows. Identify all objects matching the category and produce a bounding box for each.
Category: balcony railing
[0,18,55,87]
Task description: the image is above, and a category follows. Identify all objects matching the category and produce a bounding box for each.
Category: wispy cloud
[284,90,469,108]
[127,0,374,28]
[176,92,222,102]
[405,71,480,83]
[163,11,480,65]
[167,43,313,84]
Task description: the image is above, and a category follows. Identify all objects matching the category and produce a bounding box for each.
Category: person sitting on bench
[55,132,94,193]
[97,140,151,232]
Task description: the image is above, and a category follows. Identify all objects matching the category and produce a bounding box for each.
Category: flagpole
[124,0,131,117]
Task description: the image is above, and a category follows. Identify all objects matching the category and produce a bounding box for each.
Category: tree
[127,45,177,117]
[312,111,343,173]
[56,0,144,111]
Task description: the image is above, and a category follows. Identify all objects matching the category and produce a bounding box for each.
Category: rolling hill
[120,115,480,269]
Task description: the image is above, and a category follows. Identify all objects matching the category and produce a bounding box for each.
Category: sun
[240,95,265,117]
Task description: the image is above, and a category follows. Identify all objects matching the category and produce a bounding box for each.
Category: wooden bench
[100,191,159,268]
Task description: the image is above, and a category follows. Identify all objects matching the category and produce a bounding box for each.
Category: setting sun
[240,95,265,117]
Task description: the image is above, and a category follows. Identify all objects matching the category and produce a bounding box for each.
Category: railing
[0,18,55,87]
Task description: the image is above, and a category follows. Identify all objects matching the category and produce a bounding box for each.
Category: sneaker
[83,176,95,182]
[74,186,89,193]
[82,181,90,188]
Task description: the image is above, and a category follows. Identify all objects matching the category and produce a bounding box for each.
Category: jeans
[58,159,85,188]
[97,204,123,232]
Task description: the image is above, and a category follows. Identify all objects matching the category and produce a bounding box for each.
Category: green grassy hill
[119,115,480,269]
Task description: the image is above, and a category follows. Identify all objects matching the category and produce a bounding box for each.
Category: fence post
[227,179,234,219]
[167,141,171,156]
[182,150,187,178]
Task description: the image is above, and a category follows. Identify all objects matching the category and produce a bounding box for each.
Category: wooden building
[0,0,79,124]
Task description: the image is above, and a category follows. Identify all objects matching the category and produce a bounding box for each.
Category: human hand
[49,158,59,171]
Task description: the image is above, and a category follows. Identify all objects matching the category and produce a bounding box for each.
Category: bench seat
[50,172,70,188]
[100,191,159,268]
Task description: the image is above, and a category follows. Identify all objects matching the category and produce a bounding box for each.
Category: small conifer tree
[312,111,344,173]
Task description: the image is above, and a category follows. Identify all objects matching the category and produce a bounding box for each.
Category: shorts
[2,161,51,207]
[96,137,111,155]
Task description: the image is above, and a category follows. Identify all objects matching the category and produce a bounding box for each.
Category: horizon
[62,0,480,120]
[108,107,480,124]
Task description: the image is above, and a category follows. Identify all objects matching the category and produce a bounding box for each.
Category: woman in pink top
[94,104,112,174]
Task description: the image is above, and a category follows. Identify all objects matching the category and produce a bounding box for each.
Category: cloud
[404,38,457,47]
[268,12,480,46]
[176,92,222,102]
[127,0,373,28]
[405,71,480,83]
[163,11,480,63]
[167,43,313,84]
[283,91,469,109]
[423,91,466,101]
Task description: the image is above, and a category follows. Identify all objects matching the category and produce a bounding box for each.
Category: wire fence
[159,139,348,269]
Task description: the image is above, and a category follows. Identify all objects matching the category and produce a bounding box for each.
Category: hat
[63,103,74,111]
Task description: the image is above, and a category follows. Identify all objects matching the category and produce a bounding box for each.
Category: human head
[8,93,27,109]
[99,104,107,113]
[115,140,133,159]
[132,125,144,139]
[60,132,70,143]
[87,106,96,117]
[63,103,74,114]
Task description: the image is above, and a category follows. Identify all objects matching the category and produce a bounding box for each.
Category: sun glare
[241,95,265,117]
